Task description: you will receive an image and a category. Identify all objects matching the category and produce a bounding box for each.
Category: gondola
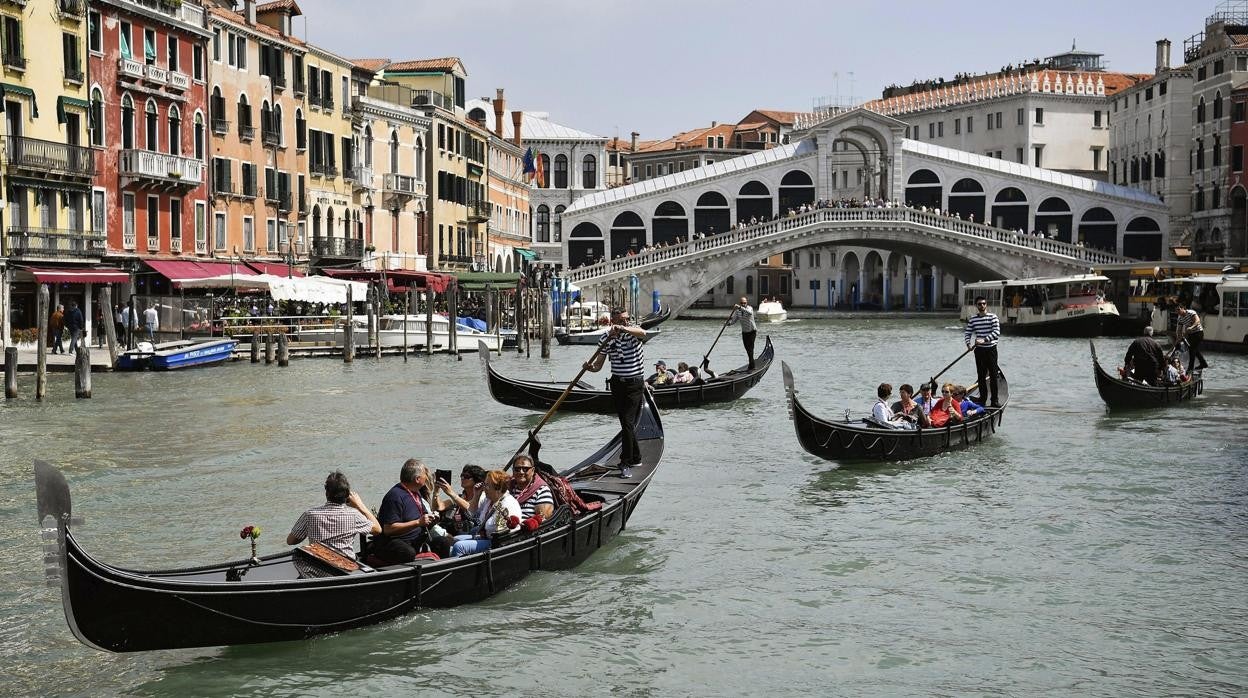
[638,306,671,329]
[554,326,661,346]
[1089,340,1202,409]
[484,337,774,413]
[33,395,664,653]
[781,361,1008,461]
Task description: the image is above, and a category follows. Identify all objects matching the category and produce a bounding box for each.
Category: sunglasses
[515,466,534,473]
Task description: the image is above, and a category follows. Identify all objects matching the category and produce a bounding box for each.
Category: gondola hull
[781,362,1008,462]
[638,306,671,329]
[484,337,775,413]
[34,393,663,652]
[1089,340,1202,409]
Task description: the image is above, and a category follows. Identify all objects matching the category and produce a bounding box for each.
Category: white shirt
[144,307,159,330]
[871,398,911,429]
[483,492,523,535]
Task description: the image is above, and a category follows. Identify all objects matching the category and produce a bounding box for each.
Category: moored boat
[555,326,661,346]
[484,336,774,413]
[114,338,238,371]
[33,391,664,653]
[781,362,1008,461]
[1090,340,1202,409]
[638,306,671,329]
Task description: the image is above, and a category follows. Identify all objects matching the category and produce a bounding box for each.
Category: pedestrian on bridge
[727,296,758,370]
[964,295,1001,408]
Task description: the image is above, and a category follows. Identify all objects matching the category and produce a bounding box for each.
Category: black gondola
[484,336,774,413]
[781,361,1008,461]
[638,306,671,329]
[1090,340,1202,409]
[33,395,664,653]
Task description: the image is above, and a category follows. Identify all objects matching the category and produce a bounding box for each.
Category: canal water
[1,319,1245,696]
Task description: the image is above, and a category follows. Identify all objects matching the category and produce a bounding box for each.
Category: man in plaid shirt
[287,471,381,577]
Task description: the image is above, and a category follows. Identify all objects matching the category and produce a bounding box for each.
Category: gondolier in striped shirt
[584,308,647,478]
[1174,300,1209,374]
[964,295,1001,408]
[727,296,758,370]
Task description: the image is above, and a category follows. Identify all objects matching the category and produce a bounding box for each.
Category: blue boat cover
[457,317,487,332]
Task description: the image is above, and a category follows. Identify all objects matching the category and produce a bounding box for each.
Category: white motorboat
[961,274,1126,337]
[756,299,788,323]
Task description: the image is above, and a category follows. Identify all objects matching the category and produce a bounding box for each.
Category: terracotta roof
[634,123,738,153]
[751,109,807,125]
[352,58,391,72]
[385,57,465,74]
[208,5,305,46]
[862,70,1151,117]
[257,0,302,16]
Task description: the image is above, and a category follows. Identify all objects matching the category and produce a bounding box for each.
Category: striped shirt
[1176,308,1203,333]
[964,312,1001,348]
[598,330,645,377]
[513,484,555,519]
[728,305,757,333]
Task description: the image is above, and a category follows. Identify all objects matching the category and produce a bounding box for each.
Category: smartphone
[435,469,453,484]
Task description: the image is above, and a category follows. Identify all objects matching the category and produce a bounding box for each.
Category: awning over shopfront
[24,266,129,284]
[514,249,539,261]
[322,269,454,293]
[245,261,306,277]
[146,260,257,288]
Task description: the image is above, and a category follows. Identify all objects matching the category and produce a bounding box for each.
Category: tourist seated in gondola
[435,464,488,536]
[687,365,705,385]
[647,361,676,386]
[1166,356,1188,384]
[286,471,381,577]
[450,470,522,557]
[913,382,937,416]
[1121,326,1166,385]
[673,362,695,383]
[509,454,555,525]
[872,383,916,429]
[372,459,453,563]
[954,385,986,417]
[928,382,964,427]
[890,383,930,427]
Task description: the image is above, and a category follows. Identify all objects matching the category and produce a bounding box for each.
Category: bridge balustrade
[563,207,1128,284]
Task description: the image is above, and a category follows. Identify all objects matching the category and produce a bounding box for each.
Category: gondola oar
[510,344,606,465]
[698,308,737,377]
[928,345,975,388]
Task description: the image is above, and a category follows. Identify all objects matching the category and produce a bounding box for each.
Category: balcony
[64,67,84,84]
[270,74,286,91]
[119,149,204,190]
[310,236,363,260]
[409,89,449,110]
[467,199,492,223]
[170,236,182,254]
[436,254,474,267]
[239,124,255,141]
[146,235,158,251]
[5,227,104,260]
[276,192,292,212]
[144,64,167,85]
[293,78,306,96]
[261,129,280,147]
[349,164,373,191]
[3,52,27,71]
[311,162,338,178]
[211,118,229,135]
[195,237,207,254]
[5,136,95,180]
[58,0,84,18]
[166,71,190,91]
[118,57,143,80]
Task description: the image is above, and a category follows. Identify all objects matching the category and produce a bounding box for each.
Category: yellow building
[375,57,488,272]
[0,0,95,340]
[350,70,430,271]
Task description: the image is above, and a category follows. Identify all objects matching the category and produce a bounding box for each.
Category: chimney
[1156,39,1171,74]
[711,121,717,128]
[244,0,256,24]
[630,131,639,152]
[493,89,505,138]
[510,110,523,146]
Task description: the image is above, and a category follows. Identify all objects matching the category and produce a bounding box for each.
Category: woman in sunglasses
[928,382,964,427]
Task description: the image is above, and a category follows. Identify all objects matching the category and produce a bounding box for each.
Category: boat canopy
[962,274,1108,290]
[322,269,454,293]
[177,273,369,304]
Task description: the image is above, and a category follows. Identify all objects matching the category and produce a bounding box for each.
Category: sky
[294,0,1201,142]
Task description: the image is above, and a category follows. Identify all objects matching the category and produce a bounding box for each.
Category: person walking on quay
[583,308,647,478]
[49,304,65,354]
[1175,300,1209,374]
[286,470,381,578]
[65,301,85,354]
[726,296,758,370]
[143,303,159,343]
[964,295,1001,407]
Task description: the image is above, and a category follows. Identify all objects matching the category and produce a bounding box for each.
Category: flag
[534,150,545,188]
[521,147,536,182]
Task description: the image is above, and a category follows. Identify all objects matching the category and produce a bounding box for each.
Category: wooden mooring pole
[36,284,48,400]
[250,332,260,363]
[74,345,91,399]
[4,346,17,399]
[278,332,289,367]
[100,286,119,366]
[264,332,274,364]
[344,285,355,363]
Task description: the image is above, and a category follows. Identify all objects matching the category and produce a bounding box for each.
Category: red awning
[25,267,129,284]
[146,260,257,288]
[246,262,305,277]
[321,269,453,293]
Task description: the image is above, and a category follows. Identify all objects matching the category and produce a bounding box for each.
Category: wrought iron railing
[310,236,363,259]
[5,227,104,259]
[119,149,204,185]
[4,136,96,176]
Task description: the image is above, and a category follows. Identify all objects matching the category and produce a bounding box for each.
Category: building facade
[302,41,364,269]
[474,89,529,272]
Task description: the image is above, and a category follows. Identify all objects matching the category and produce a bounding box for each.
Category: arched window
[363,125,373,167]
[193,112,204,159]
[326,206,335,237]
[312,204,322,237]
[118,93,133,150]
[536,204,550,242]
[90,87,104,147]
[745,275,754,295]
[1215,134,1223,167]
[295,108,306,150]
[554,204,566,242]
[168,105,181,156]
[538,153,550,188]
[582,154,597,189]
[726,274,735,295]
[272,103,283,145]
[145,100,158,151]
[414,137,424,181]
[210,86,224,131]
[389,131,399,173]
[1214,91,1223,120]
[260,100,273,141]
[1197,97,1206,124]
[554,154,568,188]
[237,94,251,138]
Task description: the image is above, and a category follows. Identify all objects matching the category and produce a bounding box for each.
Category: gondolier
[727,296,757,370]
[964,295,1001,407]
[584,308,646,478]
[1174,301,1209,374]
